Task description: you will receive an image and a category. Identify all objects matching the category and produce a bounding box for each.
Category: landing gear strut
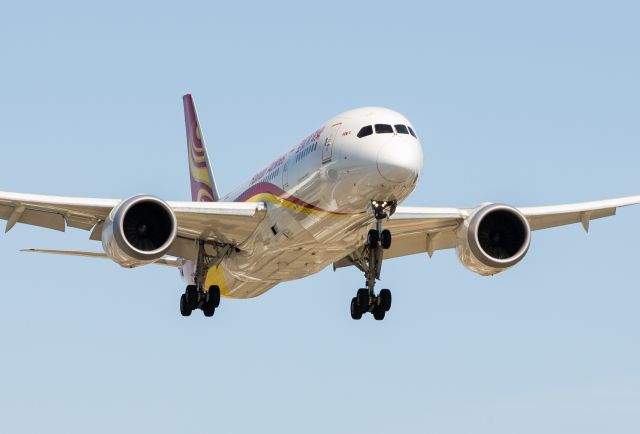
[180,240,221,318]
[350,200,395,321]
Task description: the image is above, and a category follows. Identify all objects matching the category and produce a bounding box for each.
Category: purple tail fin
[183,93,219,202]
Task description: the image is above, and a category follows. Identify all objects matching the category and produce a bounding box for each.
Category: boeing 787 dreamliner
[1,94,638,320]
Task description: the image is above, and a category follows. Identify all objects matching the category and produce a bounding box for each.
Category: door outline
[322,122,341,164]
[282,163,289,189]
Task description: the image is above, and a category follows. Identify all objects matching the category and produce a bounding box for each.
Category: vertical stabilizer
[183,93,220,202]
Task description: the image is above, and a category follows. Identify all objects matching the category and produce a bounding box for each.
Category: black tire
[350,297,362,320]
[180,294,192,317]
[373,306,386,321]
[186,285,199,310]
[367,229,379,248]
[202,305,215,317]
[379,289,392,312]
[380,229,392,250]
[356,288,369,312]
[207,285,221,308]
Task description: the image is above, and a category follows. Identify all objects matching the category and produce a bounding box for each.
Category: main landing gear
[180,241,222,318]
[180,285,220,317]
[350,200,396,321]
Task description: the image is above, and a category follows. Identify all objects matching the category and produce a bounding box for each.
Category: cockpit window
[357,125,373,138]
[408,126,417,138]
[395,124,409,135]
[375,124,394,134]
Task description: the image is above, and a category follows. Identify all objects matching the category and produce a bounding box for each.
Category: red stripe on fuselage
[232,182,352,215]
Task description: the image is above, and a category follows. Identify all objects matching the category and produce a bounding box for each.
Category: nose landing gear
[351,201,395,321]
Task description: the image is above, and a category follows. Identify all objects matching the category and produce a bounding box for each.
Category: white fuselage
[183,107,424,298]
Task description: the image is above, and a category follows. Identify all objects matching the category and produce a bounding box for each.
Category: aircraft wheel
[186,285,199,310]
[373,306,386,321]
[379,289,392,312]
[380,229,392,249]
[350,297,362,320]
[356,288,369,312]
[180,294,192,317]
[367,229,379,247]
[202,305,215,317]
[207,285,221,308]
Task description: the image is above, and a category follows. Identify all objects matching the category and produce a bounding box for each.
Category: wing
[0,191,267,260]
[334,195,640,268]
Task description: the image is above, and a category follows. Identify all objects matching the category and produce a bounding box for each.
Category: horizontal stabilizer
[21,249,183,267]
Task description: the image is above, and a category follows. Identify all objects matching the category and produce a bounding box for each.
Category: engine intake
[102,195,177,268]
[456,203,531,276]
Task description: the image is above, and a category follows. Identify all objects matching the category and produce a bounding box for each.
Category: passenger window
[375,124,393,134]
[357,125,373,138]
[408,126,417,138]
[395,124,409,135]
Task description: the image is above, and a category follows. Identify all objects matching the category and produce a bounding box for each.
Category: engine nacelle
[102,195,177,268]
[456,203,531,276]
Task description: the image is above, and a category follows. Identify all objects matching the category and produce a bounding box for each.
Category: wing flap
[1,204,66,232]
[382,206,464,258]
[384,228,458,260]
[19,209,66,232]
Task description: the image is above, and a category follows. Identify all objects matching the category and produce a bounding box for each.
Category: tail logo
[183,92,219,203]
[188,125,215,202]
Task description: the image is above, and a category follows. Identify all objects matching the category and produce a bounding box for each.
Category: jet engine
[456,203,531,276]
[102,195,177,268]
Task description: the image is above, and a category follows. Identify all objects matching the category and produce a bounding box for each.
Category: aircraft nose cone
[376,138,423,184]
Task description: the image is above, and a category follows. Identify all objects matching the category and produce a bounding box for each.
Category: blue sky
[1,1,639,433]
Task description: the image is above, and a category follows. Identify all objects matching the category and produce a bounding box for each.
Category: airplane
[1,94,639,320]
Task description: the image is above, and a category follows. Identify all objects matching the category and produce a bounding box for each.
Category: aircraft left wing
[334,195,640,268]
[0,191,267,260]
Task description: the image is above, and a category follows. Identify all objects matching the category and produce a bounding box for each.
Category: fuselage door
[322,122,341,164]
[282,162,289,189]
